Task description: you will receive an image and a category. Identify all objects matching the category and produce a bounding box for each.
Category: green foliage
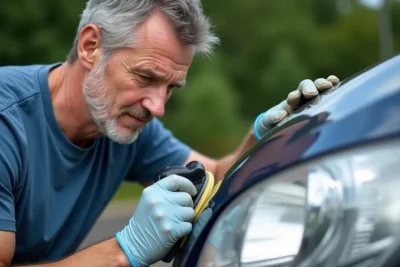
[0,0,85,65]
[162,55,248,157]
[391,1,400,52]
[201,0,323,119]
[260,43,312,109]
[316,4,381,79]
[112,181,143,201]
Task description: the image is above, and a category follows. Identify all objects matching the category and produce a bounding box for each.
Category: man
[0,1,339,266]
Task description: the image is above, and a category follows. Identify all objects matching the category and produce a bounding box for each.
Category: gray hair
[67,0,219,62]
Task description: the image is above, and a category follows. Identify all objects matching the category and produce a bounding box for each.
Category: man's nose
[141,93,166,118]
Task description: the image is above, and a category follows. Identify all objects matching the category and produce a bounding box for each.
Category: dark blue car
[172,54,400,267]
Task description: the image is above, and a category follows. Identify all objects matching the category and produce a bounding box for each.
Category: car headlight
[197,139,400,267]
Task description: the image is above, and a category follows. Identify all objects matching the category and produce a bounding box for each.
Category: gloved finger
[174,222,193,239]
[168,191,194,207]
[314,78,333,91]
[157,174,197,196]
[327,75,340,85]
[174,206,195,222]
[258,109,288,133]
[262,109,288,126]
[275,99,294,114]
[287,89,302,108]
[299,79,319,98]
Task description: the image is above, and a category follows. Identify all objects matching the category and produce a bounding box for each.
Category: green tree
[260,43,312,109]
[162,55,248,157]
[0,0,85,65]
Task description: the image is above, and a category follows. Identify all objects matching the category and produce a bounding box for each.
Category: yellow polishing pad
[179,171,222,247]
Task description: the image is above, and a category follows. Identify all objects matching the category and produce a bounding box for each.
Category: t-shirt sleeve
[127,118,192,185]
[0,110,23,232]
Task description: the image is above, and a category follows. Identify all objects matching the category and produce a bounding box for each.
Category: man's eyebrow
[136,68,166,79]
[136,68,186,88]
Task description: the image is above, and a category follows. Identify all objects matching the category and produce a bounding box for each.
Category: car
[170,53,400,267]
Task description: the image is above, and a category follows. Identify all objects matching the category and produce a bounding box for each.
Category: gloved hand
[116,175,197,267]
[253,75,340,140]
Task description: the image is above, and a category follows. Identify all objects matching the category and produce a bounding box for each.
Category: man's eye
[137,74,152,84]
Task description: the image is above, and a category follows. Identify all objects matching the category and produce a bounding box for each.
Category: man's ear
[77,24,102,70]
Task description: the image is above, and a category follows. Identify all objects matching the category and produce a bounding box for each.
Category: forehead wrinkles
[135,58,188,81]
[121,43,191,69]
[138,50,190,70]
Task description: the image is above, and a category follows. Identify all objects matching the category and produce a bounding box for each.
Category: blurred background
[1,0,399,201]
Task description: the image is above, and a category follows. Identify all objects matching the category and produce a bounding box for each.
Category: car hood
[175,54,400,266]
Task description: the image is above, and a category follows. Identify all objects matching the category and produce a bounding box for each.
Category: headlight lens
[197,139,400,267]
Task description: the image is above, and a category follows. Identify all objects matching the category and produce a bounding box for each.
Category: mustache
[117,107,152,121]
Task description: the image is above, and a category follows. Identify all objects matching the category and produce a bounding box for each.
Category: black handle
[157,161,206,183]
[157,161,206,263]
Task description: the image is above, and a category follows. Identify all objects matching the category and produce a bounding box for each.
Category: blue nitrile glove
[253,75,340,140]
[116,175,197,267]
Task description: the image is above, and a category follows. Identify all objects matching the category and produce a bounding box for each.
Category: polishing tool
[156,161,221,263]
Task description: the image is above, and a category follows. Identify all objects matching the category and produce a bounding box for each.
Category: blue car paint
[175,54,400,266]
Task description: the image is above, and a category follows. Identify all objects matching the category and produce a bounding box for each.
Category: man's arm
[186,76,340,181]
[184,126,256,182]
[0,232,14,267]
[0,233,130,267]
[0,176,198,267]
[12,238,130,267]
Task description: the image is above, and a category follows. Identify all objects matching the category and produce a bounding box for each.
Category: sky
[359,0,382,8]
[358,0,391,9]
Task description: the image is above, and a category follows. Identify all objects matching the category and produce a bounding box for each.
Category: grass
[111,181,144,202]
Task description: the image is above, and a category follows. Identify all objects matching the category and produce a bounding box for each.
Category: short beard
[82,59,143,144]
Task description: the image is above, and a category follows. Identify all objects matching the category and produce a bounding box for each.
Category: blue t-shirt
[0,64,191,264]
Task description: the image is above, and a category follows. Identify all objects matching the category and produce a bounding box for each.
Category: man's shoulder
[0,64,51,111]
